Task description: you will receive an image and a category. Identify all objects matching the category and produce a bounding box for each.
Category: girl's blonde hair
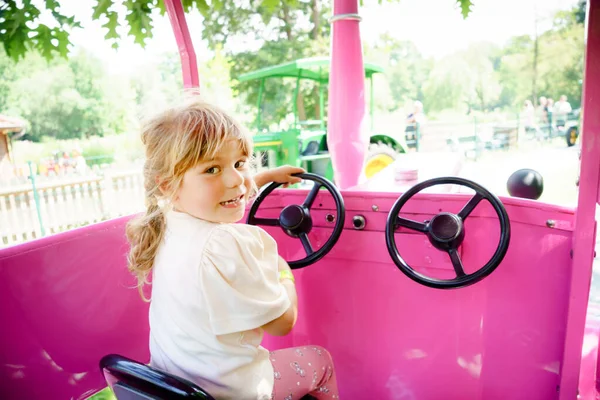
[126,98,254,298]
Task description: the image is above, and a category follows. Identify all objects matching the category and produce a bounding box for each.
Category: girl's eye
[235,160,247,169]
[205,166,220,174]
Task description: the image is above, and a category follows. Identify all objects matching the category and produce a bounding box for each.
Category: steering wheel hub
[280,205,312,236]
[428,213,464,251]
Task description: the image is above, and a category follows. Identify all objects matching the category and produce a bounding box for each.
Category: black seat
[301,140,320,156]
[99,354,216,399]
[100,353,318,399]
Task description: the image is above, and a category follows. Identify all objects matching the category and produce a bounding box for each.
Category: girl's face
[173,139,253,223]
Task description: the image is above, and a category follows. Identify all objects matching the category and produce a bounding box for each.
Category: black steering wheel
[247,173,345,269]
[385,177,511,289]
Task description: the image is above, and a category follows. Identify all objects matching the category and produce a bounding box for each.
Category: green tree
[536,7,585,108]
[0,0,474,130]
[216,0,333,128]
[2,49,137,141]
[129,47,236,113]
[462,42,502,111]
[1,0,474,62]
[493,3,585,110]
[495,35,534,109]
[574,0,587,24]
[422,53,471,112]
[130,51,183,111]
[364,34,433,111]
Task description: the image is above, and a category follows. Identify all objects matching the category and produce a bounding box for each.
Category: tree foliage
[364,34,433,110]
[0,44,236,142]
[1,0,474,62]
[0,48,136,141]
[417,3,586,114]
[0,0,584,142]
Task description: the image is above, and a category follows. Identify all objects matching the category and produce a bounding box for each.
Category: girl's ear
[155,176,170,197]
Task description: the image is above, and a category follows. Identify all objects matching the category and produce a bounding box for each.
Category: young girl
[126,98,340,400]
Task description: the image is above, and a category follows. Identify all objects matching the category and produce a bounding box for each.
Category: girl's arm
[254,165,305,189]
[261,256,298,336]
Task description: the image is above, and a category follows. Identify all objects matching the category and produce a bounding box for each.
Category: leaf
[212,0,224,12]
[376,0,473,18]
[261,0,279,12]
[1,0,82,61]
[457,0,473,19]
[32,24,55,60]
[103,11,120,40]
[45,0,60,10]
[92,0,114,20]
[52,11,81,28]
[7,35,28,62]
[54,29,71,58]
[257,0,279,24]
[196,0,209,12]
[124,0,154,46]
[1,6,27,40]
[156,0,167,14]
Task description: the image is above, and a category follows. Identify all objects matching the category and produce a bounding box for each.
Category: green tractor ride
[564,109,581,147]
[237,57,408,182]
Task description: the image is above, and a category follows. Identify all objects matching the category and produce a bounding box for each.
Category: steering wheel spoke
[299,233,314,255]
[395,216,428,233]
[448,248,466,278]
[458,192,485,220]
[302,182,323,209]
[250,217,280,226]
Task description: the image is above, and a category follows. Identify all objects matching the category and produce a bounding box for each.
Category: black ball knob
[507,168,544,200]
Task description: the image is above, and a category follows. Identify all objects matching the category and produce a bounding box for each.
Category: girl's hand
[271,165,305,188]
[254,165,305,188]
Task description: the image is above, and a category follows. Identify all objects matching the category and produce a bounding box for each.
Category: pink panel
[327,0,368,189]
[0,188,583,399]
[0,216,149,400]
[577,307,600,400]
[250,191,577,399]
[558,1,600,397]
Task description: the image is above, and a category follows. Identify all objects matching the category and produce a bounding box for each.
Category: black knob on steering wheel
[247,173,345,269]
[385,177,511,289]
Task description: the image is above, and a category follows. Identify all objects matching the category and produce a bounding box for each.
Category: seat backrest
[100,354,215,399]
[0,217,150,399]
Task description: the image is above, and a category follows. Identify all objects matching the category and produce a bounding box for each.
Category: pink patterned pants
[269,346,339,400]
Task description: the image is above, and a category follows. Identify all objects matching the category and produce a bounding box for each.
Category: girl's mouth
[220,194,244,208]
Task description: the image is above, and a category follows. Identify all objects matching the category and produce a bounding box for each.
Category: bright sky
[361,0,580,56]
[55,0,580,74]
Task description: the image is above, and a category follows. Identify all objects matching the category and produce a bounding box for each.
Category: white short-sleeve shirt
[148,210,290,400]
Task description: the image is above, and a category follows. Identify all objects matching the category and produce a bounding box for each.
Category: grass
[87,387,116,400]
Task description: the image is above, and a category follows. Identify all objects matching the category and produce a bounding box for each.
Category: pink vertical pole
[559,1,600,398]
[164,0,200,89]
[327,0,367,189]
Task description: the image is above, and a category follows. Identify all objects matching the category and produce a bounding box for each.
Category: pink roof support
[164,0,200,89]
[558,1,600,398]
[326,0,368,189]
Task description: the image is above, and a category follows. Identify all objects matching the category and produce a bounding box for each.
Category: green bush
[81,140,115,166]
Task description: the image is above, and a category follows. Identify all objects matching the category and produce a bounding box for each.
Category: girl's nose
[224,167,244,188]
